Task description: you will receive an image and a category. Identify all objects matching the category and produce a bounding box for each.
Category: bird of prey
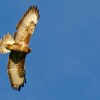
[0,5,40,91]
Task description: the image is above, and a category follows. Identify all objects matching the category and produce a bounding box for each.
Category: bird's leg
[4,44,13,50]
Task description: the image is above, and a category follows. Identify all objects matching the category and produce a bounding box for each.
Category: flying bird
[0,5,40,91]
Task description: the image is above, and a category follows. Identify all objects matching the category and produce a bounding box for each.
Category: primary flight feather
[0,5,40,91]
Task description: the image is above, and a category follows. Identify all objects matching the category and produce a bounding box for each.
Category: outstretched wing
[14,5,40,44]
[7,5,40,91]
[7,51,26,91]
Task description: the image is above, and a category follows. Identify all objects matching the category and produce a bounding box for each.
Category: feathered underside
[14,5,40,45]
[7,5,39,91]
[7,51,26,91]
[0,5,40,91]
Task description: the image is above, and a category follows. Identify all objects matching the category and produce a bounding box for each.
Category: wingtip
[16,5,40,29]
[30,5,40,19]
[10,76,26,91]
[11,83,25,91]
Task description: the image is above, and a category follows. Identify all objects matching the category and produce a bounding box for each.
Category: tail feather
[1,33,15,46]
[0,33,15,54]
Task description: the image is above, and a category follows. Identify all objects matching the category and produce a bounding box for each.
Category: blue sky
[0,0,100,100]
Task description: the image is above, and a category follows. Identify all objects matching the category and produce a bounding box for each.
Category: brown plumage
[0,5,40,91]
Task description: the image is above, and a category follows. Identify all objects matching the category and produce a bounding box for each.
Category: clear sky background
[0,0,100,100]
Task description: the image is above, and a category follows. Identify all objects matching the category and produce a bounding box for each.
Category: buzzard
[0,5,40,91]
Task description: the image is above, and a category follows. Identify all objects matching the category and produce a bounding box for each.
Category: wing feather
[0,5,40,91]
[14,5,40,44]
[7,51,26,91]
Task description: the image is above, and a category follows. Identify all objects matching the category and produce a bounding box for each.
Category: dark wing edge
[7,51,26,91]
[16,5,40,30]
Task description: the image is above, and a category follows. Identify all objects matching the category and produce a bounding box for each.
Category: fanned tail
[1,33,15,46]
[0,33,15,54]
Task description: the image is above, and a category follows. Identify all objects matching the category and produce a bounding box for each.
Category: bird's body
[0,5,40,91]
